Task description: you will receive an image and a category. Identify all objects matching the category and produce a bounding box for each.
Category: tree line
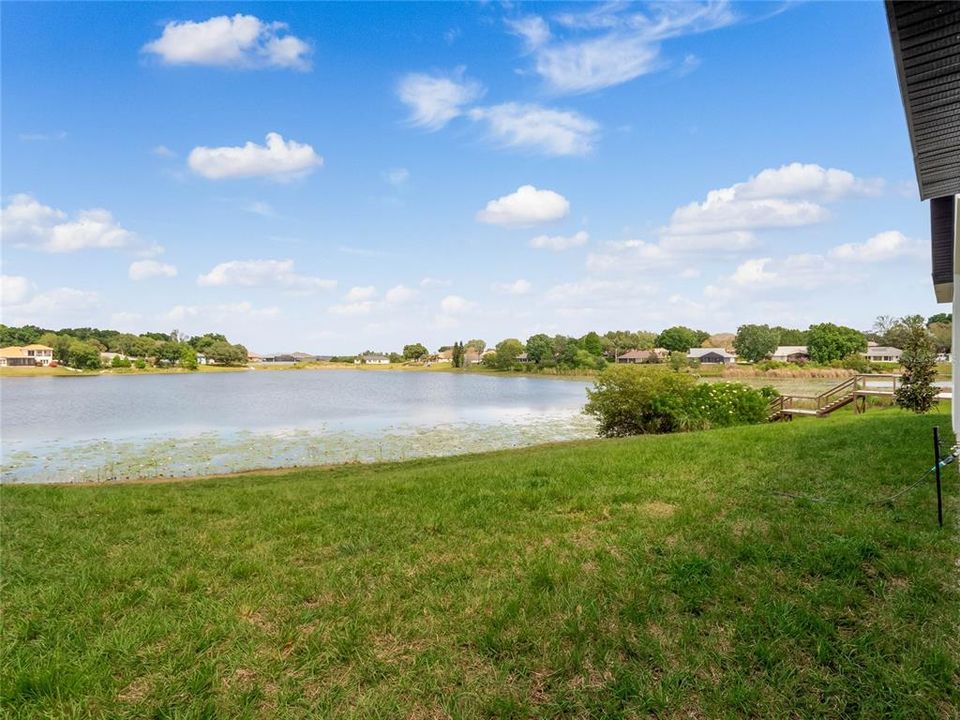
[0,324,248,370]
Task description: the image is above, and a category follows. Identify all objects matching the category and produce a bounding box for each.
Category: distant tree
[806,323,867,363]
[155,341,183,365]
[656,326,701,353]
[668,351,689,371]
[402,343,428,361]
[190,333,228,353]
[771,326,808,345]
[207,341,246,366]
[465,339,486,355]
[67,340,101,370]
[525,334,555,364]
[733,324,780,363]
[111,354,132,368]
[389,352,403,363]
[703,333,736,350]
[927,312,952,326]
[493,338,524,369]
[180,345,198,370]
[895,319,938,414]
[928,322,952,354]
[452,341,464,368]
[580,331,604,356]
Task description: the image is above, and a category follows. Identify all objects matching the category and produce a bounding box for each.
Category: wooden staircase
[767,374,902,422]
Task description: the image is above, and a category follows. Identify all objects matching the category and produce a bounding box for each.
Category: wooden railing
[768,374,904,421]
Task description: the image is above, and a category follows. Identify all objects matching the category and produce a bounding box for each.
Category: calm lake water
[0,370,595,483]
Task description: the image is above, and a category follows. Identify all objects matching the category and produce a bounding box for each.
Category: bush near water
[585,364,772,437]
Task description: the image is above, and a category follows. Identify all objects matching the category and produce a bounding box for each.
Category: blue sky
[0,1,939,353]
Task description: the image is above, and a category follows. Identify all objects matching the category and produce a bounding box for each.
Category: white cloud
[197,259,335,291]
[1,275,31,305]
[345,285,377,302]
[530,230,589,251]
[244,200,275,217]
[586,239,676,274]
[166,301,279,322]
[705,254,845,301]
[382,168,410,187]
[511,3,736,94]
[188,132,323,180]
[143,14,311,70]
[663,163,882,244]
[420,277,452,288]
[468,103,599,156]
[476,185,570,227]
[506,16,551,50]
[385,284,417,303]
[19,131,67,142]
[397,70,484,130]
[828,230,922,263]
[492,279,532,295]
[328,301,376,316]
[1,194,135,253]
[152,145,175,157]
[129,260,178,280]
[1,282,100,325]
[440,295,475,314]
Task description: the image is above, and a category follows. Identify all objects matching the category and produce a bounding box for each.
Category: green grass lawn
[2,409,958,718]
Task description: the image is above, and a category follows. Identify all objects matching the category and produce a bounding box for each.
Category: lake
[0,370,595,483]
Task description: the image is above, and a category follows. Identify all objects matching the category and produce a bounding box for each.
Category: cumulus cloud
[345,285,377,302]
[492,279,532,295]
[1,280,99,326]
[828,230,922,263]
[509,3,736,94]
[1,194,135,253]
[385,284,417,303]
[188,132,323,180]
[129,260,178,280]
[328,301,376,316]
[468,103,599,156]
[530,230,589,251]
[166,301,279,322]
[143,14,311,70]
[397,70,484,130]
[1,275,32,306]
[662,163,882,247]
[476,185,570,227]
[586,239,677,274]
[440,295,475,314]
[705,254,844,301]
[197,259,335,291]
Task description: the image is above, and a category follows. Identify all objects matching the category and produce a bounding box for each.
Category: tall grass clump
[584,365,769,437]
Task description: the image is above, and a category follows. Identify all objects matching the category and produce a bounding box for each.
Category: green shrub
[134,358,147,369]
[686,383,769,429]
[110,355,132,368]
[584,365,769,437]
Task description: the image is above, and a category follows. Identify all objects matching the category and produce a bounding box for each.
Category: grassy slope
[2,410,958,719]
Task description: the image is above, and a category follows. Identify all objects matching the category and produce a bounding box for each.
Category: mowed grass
[2,409,959,718]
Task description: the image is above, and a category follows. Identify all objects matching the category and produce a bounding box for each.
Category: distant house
[514,352,530,364]
[0,344,54,367]
[247,352,264,363]
[263,354,297,363]
[433,349,453,363]
[196,353,209,366]
[616,348,670,363]
[290,352,316,363]
[688,347,737,365]
[863,346,903,363]
[770,346,809,363]
[99,351,128,365]
[356,354,390,365]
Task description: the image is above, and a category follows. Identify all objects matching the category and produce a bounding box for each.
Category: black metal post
[933,426,943,528]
